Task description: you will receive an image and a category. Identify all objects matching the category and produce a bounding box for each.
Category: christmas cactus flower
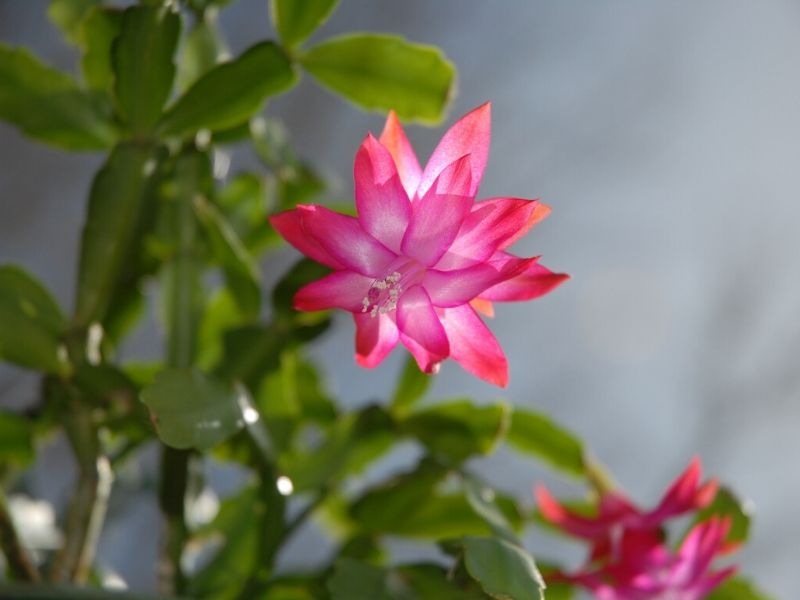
[572,517,737,600]
[270,103,568,386]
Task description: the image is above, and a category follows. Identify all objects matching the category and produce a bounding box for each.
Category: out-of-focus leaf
[197,288,247,370]
[0,412,34,465]
[328,560,485,600]
[400,400,510,463]
[391,355,431,414]
[271,0,339,49]
[0,266,68,374]
[690,486,752,544]
[190,485,264,600]
[79,7,122,93]
[351,463,522,540]
[272,259,332,318]
[706,577,775,600]
[48,0,103,44]
[214,324,282,389]
[462,536,545,600]
[0,44,115,149]
[300,34,455,123]
[159,42,296,138]
[216,172,277,252]
[74,142,157,328]
[73,363,138,406]
[194,195,261,317]
[141,368,251,451]
[506,408,586,478]
[465,480,518,544]
[280,406,393,492]
[177,19,224,92]
[112,5,180,133]
[0,584,184,600]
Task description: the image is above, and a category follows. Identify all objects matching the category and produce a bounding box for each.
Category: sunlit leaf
[0,44,115,149]
[0,412,34,466]
[707,577,776,600]
[141,368,251,451]
[506,408,586,478]
[462,536,545,600]
[300,34,455,123]
[391,355,431,414]
[112,5,181,133]
[48,0,104,44]
[177,19,224,91]
[194,195,261,317]
[159,42,296,138]
[399,400,510,463]
[271,0,340,49]
[79,7,123,93]
[0,266,68,374]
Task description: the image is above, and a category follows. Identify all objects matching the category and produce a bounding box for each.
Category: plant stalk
[0,489,41,582]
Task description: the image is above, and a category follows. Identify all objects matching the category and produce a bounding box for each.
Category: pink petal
[425,256,535,307]
[294,270,373,313]
[417,102,491,200]
[354,134,412,253]
[297,204,397,277]
[437,198,549,270]
[438,304,508,387]
[643,458,718,527]
[396,285,449,373]
[354,312,399,368]
[270,209,344,270]
[479,254,570,302]
[535,486,637,540]
[379,111,422,199]
[400,155,473,266]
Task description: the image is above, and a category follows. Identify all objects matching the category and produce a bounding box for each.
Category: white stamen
[361,271,403,317]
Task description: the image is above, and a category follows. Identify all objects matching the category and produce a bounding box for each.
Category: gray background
[1,1,799,597]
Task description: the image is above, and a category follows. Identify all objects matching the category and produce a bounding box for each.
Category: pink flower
[574,517,737,600]
[536,457,718,561]
[270,103,567,386]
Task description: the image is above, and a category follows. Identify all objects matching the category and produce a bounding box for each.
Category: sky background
[1,1,799,597]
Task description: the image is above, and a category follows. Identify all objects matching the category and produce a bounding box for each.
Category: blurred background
[1,0,799,597]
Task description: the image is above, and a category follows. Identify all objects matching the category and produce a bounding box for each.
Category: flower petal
[396,285,449,373]
[294,270,374,313]
[400,155,473,266]
[417,102,491,200]
[479,254,570,302]
[535,486,637,540]
[354,312,399,368]
[642,458,718,527]
[379,111,422,199]
[438,304,508,387]
[297,204,397,277]
[425,256,536,307]
[270,209,344,269]
[436,198,550,270]
[354,134,412,253]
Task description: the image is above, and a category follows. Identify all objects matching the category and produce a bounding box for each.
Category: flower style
[270,103,568,386]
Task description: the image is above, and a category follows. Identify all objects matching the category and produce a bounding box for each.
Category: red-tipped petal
[425,257,535,308]
[436,198,547,270]
[355,312,399,368]
[270,209,344,270]
[354,134,412,253]
[479,254,570,302]
[294,270,373,312]
[396,285,449,373]
[379,111,422,199]
[470,298,495,318]
[438,304,508,387]
[417,102,491,200]
[298,205,397,277]
[400,156,473,266]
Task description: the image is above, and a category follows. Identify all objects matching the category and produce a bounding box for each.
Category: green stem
[157,149,205,595]
[50,398,113,583]
[0,489,41,582]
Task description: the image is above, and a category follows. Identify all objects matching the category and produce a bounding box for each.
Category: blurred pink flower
[270,103,567,386]
[536,457,718,561]
[574,517,737,600]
